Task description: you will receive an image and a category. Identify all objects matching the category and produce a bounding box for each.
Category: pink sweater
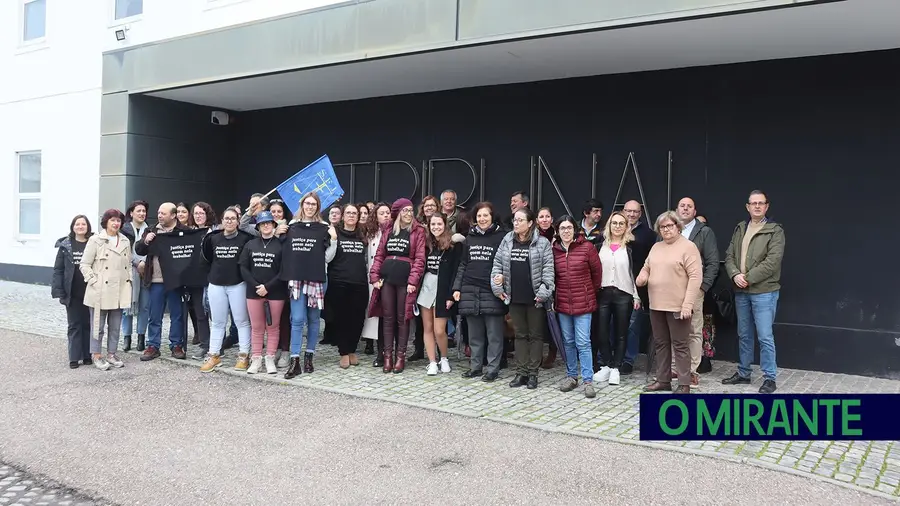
[640,236,702,312]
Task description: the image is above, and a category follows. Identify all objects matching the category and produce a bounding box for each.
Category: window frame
[110,0,143,26]
[19,0,48,48]
[15,151,42,241]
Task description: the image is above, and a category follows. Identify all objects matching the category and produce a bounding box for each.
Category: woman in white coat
[80,209,133,370]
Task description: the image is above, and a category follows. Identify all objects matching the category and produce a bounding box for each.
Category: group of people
[52,187,785,396]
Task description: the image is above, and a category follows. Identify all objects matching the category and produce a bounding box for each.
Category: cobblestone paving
[0,464,105,506]
[3,280,899,500]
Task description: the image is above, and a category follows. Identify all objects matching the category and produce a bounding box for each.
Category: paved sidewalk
[3,280,899,500]
[0,464,104,506]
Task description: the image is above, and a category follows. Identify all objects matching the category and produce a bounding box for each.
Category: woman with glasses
[594,211,641,386]
[267,199,293,368]
[280,192,337,377]
[363,203,393,366]
[491,207,555,389]
[369,198,426,374]
[552,216,603,398]
[199,207,254,372]
[326,203,370,368]
[452,202,507,382]
[636,211,702,394]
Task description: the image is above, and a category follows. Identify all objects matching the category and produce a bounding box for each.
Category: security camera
[211,111,230,126]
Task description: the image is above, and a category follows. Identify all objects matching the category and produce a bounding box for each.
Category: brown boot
[382,352,393,374]
[393,351,406,374]
[673,385,691,394]
[643,381,672,392]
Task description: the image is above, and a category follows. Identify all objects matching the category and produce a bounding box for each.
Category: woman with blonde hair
[80,209,133,370]
[636,211,702,394]
[593,211,641,386]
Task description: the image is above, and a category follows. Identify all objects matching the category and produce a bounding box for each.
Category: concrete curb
[127,347,900,502]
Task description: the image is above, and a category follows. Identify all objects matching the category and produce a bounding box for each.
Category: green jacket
[724,218,785,294]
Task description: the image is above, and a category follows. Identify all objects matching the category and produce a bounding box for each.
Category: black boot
[408,348,425,362]
[303,352,314,373]
[364,340,374,355]
[373,339,384,367]
[136,334,146,352]
[285,356,302,379]
[123,335,132,352]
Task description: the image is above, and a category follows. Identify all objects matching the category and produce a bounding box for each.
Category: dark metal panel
[457,0,817,40]
[102,0,458,94]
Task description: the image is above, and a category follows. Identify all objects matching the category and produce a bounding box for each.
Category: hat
[391,198,414,220]
[255,211,276,226]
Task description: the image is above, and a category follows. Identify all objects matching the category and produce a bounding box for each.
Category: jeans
[290,293,321,355]
[208,283,251,355]
[147,283,184,350]
[735,291,779,381]
[559,313,593,383]
[121,284,150,336]
[624,306,649,366]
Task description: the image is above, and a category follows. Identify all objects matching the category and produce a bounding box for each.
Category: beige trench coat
[80,230,133,310]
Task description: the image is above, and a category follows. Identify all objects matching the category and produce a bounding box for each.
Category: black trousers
[278,302,291,351]
[597,287,634,368]
[323,285,338,344]
[330,282,369,355]
[66,303,91,362]
[413,313,425,353]
[186,287,210,352]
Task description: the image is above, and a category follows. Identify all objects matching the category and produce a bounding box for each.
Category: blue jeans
[208,283,251,355]
[290,293,321,355]
[122,284,150,335]
[623,306,649,365]
[559,313,593,383]
[735,291,779,380]
[147,283,184,350]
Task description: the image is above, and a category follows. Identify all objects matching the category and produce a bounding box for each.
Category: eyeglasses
[400,208,414,214]
[302,201,317,207]
[558,226,575,232]
[512,218,528,223]
[659,223,676,231]
[747,201,768,207]
[423,203,437,208]
[610,221,627,227]
[223,217,237,222]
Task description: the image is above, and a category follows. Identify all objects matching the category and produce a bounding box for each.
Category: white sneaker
[265,355,277,374]
[608,368,620,385]
[247,356,263,374]
[426,362,439,376]
[276,352,290,368]
[593,366,611,383]
[93,357,110,371]
[439,357,451,373]
[106,354,124,368]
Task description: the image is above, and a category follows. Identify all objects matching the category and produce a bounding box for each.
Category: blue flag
[275,155,344,216]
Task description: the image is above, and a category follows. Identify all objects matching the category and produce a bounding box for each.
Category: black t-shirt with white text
[71,240,87,300]
[426,249,441,275]
[204,231,252,286]
[381,228,411,286]
[510,239,535,305]
[328,228,368,285]
[279,221,331,282]
[239,235,288,300]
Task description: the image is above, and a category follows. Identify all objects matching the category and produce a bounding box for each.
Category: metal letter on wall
[534,156,574,217]
[427,158,478,206]
[374,160,420,201]
[612,152,651,220]
[332,161,372,203]
[479,158,486,202]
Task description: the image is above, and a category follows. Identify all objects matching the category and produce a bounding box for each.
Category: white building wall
[1,0,345,271]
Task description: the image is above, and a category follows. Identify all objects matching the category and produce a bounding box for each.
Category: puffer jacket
[491,229,555,307]
[553,236,603,316]
[452,222,507,317]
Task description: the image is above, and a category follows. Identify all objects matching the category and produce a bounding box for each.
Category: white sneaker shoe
[106,354,124,368]
[608,368,620,385]
[426,362,439,376]
[265,355,277,374]
[276,352,290,368]
[247,356,263,374]
[439,357,451,373]
[593,366,611,383]
[93,357,111,371]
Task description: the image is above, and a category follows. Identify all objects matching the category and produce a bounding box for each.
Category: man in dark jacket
[134,202,190,361]
[677,197,719,386]
[580,199,604,249]
[620,200,656,374]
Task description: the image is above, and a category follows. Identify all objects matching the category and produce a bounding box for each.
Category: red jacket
[552,236,602,315]
[367,221,426,322]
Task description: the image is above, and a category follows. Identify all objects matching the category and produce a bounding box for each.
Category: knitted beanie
[391,198,414,220]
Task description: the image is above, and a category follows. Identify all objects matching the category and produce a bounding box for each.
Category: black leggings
[597,287,634,368]
[330,282,369,355]
[381,282,409,355]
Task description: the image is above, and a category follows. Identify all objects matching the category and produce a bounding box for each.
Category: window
[22,0,46,42]
[115,0,143,20]
[16,152,42,238]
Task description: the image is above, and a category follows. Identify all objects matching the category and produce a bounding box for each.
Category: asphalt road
[0,329,891,506]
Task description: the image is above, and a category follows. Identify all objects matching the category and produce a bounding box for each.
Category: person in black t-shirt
[369,198,426,374]
[417,212,462,376]
[52,215,94,369]
[325,203,370,369]
[200,207,253,373]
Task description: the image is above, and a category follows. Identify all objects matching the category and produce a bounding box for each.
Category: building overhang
[103,0,900,111]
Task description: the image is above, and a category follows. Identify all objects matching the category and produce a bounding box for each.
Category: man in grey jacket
[676,197,719,387]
